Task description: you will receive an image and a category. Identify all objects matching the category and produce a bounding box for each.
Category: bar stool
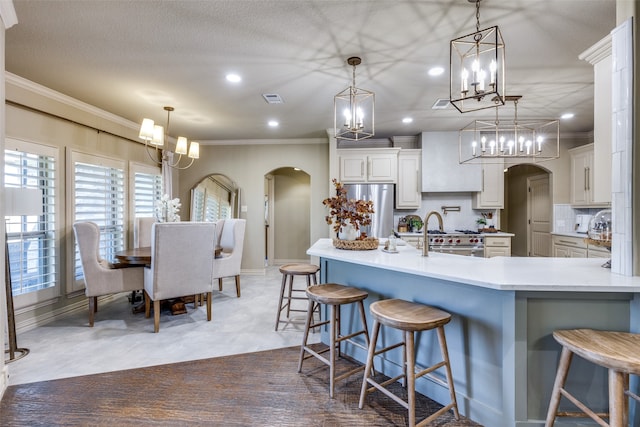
[359,299,459,427]
[545,329,640,427]
[298,283,371,398]
[275,263,319,331]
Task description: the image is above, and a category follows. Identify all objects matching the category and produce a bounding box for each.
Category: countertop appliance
[343,183,394,239]
[575,214,592,233]
[428,230,484,257]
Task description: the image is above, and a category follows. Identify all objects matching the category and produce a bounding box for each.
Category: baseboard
[0,364,8,399]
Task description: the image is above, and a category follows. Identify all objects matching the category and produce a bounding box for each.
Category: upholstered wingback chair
[144,222,216,332]
[73,221,144,326]
[134,217,156,248]
[212,219,246,297]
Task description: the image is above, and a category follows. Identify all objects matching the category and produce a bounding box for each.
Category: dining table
[115,246,222,314]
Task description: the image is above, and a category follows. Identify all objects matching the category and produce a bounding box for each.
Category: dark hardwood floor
[0,344,483,426]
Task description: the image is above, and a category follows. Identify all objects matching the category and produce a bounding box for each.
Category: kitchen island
[307,238,640,427]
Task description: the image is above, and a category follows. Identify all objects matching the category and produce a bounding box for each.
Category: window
[4,143,57,299]
[133,169,162,217]
[71,152,125,289]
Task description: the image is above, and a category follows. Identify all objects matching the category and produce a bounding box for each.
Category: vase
[338,220,360,241]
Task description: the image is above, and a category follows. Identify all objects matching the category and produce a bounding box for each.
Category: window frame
[67,149,126,295]
[5,138,60,309]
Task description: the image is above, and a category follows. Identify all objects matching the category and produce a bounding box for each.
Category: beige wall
[178,142,329,272]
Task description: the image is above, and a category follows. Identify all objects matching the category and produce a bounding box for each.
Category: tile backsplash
[553,204,608,233]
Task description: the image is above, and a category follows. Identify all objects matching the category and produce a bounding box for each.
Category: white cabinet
[473,160,504,209]
[484,235,511,258]
[580,38,612,206]
[338,149,399,183]
[396,150,421,209]
[588,246,610,259]
[569,144,594,206]
[420,131,481,192]
[552,235,587,258]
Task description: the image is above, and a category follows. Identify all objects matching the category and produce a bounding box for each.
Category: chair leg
[235,275,241,297]
[275,273,288,331]
[406,330,416,427]
[437,325,460,420]
[329,304,337,398]
[545,346,573,427]
[297,298,316,372]
[153,300,161,333]
[609,369,628,427]
[88,297,96,327]
[359,320,381,409]
[206,291,212,321]
[218,277,223,292]
[193,294,199,309]
[144,291,151,318]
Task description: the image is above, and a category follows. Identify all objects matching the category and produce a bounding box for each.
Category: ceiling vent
[262,93,284,104]
[432,98,450,109]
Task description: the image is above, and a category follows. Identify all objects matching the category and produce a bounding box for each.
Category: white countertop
[307,238,640,292]
[551,231,589,238]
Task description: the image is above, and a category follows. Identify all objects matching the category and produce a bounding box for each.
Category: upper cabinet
[472,159,504,209]
[569,144,594,205]
[338,148,399,183]
[569,143,610,207]
[396,149,421,209]
[420,132,481,192]
[577,36,612,207]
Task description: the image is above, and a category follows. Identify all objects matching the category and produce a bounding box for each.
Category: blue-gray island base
[307,238,640,427]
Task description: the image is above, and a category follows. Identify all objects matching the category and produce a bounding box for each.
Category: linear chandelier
[450,0,505,113]
[334,56,375,141]
[138,106,199,170]
[459,95,560,164]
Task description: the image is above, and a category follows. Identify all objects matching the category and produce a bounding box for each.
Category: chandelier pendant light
[450,0,505,113]
[334,56,375,141]
[459,95,560,164]
[138,106,200,170]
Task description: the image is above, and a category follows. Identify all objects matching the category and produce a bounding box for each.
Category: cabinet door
[396,151,421,209]
[367,153,397,182]
[473,160,504,209]
[485,247,511,258]
[339,154,367,182]
[553,244,571,258]
[570,147,592,205]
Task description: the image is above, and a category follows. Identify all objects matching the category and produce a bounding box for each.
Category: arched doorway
[504,164,552,257]
[264,167,311,266]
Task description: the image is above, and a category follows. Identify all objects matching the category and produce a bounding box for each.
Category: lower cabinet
[484,236,512,258]
[552,235,588,258]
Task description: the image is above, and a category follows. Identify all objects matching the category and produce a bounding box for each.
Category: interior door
[528,174,551,257]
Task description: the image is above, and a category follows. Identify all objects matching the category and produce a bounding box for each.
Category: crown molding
[5,72,139,131]
[579,33,612,65]
[200,138,327,146]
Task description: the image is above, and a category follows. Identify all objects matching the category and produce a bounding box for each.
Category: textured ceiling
[6,0,616,143]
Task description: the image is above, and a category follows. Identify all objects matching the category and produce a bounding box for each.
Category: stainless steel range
[427,230,484,257]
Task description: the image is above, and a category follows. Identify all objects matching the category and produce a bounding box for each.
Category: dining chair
[73,221,144,326]
[134,216,156,248]
[212,218,246,297]
[144,222,216,332]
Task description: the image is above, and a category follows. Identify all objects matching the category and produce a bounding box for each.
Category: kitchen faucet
[422,211,444,257]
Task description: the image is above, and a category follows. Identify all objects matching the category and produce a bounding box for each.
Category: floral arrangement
[156,194,181,222]
[322,179,374,240]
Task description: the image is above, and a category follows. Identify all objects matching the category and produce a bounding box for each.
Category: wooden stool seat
[306,283,368,306]
[298,283,371,398]
[360,299,459,427]
[370,298,452,332]
[545,328,640,426]
[275,263,319,331]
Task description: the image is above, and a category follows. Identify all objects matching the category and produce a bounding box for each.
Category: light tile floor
[7,266,319,385]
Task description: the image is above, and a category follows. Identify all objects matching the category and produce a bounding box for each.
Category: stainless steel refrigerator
[343,183,394,238]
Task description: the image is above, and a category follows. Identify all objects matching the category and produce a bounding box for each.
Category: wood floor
[0,344,483,426]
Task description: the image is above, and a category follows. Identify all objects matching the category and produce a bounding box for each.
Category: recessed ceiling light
[402,117,413,124]
[268,120,279,127]
[428,66,445,76]
[561,113,575,119]
[226,73,241,83]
